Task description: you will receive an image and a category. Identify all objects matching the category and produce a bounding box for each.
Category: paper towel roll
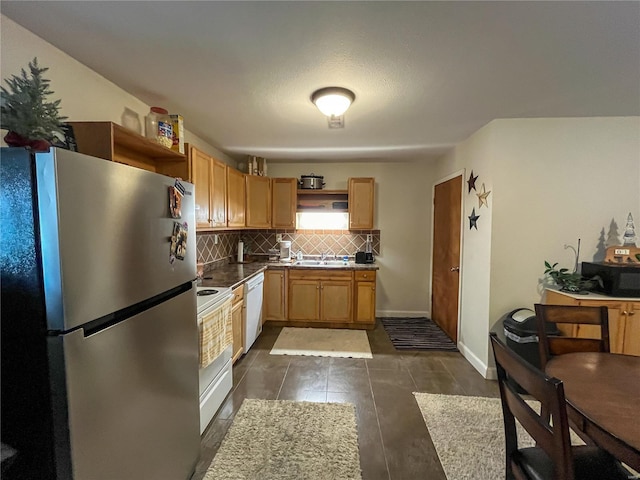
[237,241,244,263]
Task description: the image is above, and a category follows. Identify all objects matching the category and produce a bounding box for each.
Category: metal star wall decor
[468,208,480,230]
[467,170,478,193]
[477,183,491,208]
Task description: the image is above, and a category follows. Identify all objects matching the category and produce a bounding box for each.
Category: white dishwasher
[244,272,264,353]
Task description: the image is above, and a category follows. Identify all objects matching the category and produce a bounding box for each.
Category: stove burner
[197,289,219,296]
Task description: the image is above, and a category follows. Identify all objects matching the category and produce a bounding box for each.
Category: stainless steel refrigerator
[1,147,200,479]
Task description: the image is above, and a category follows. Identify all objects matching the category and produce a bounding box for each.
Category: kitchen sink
[294,260,349,267]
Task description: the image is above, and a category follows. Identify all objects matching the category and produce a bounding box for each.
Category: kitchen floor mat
[380,317,458,351]
[270,327,373,358]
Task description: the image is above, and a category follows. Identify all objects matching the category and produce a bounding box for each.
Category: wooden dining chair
[534,303,610,370]
[489,332,630,480]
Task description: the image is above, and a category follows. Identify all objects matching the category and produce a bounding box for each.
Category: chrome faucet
[321,252,327,261]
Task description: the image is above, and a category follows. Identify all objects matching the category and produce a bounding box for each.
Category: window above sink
[295,212,349,230]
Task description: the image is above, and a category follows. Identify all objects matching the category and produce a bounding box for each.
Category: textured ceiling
[2,1,639,163]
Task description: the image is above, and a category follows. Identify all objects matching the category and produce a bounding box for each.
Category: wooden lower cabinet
[264,268,287,321]
[354,271,376,324]
[288,270,353,324]
[263,267,377,328]
[544,289,639,356]
[231,285,245,363]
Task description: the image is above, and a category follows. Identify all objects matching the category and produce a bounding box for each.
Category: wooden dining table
[546,352,640,471]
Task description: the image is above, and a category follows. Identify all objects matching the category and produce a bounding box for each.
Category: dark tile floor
[191,321,499,480]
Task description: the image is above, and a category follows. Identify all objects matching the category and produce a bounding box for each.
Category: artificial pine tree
[1,57,67,149]
[622,212,637,246]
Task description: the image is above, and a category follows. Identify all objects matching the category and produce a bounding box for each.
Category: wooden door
[622,302,640,355]
[211,159,227,227]
[431,175,462,342]
[191,148,212,228]
[288,279,320,321]
[246,175,271,228]
[321,280,353,322]
[227,166,245,228]
[354,271,376,324]
[264,269,286,321]
[348,178,374,230]
[578,298,626,354]
[355,281,376,324]
[272,178,297,228]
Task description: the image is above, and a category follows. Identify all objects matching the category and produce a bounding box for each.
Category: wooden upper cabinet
[246,175,271,228]
[348,177,375,230]
[210,159,227,228]
[271,178,297,229]
[227,166,246,228]
[182,144,228,230]
[191,147,213,228]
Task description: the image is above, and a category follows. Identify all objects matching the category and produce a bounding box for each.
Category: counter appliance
[581,262,640,297]
[1,148,200,480]
[279,240,292,262]
[299,173,325,189]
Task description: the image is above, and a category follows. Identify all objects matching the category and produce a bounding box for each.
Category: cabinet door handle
[628,310,635,316]
[450,266,460,272]
[622,311,629,316]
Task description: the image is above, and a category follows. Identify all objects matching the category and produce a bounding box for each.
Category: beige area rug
[413,393,584,480]
[205,399,362,480]
[270,327,373,359]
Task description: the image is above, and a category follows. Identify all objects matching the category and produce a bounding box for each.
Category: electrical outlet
[366,234,372,243]
[214,234,219,245]
[276,234,283,242]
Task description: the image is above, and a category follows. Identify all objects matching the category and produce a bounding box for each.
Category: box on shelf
[170,114,184,154]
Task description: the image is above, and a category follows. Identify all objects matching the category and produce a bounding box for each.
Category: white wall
[435,117,640,377]
[0,16,234,165]
[489,117,640,332]
[433,122,496,374]
[269,161,437,316]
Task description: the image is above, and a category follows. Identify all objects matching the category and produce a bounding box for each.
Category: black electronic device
[581,262,640,298]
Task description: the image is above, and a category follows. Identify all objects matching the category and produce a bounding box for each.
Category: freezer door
[53,287,199,480]
[35,149,196,331]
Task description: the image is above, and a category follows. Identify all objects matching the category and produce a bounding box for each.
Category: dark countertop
[199,260,379,289]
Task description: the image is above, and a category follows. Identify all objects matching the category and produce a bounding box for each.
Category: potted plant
[1,57,67,151]
[543,261,602,294]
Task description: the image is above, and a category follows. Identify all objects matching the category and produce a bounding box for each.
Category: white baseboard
[458,340,496,379]
[376,310,430,318]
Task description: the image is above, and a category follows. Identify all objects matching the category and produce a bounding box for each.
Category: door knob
[450,266,460,272]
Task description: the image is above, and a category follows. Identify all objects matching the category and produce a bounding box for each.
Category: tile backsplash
[197,229,380,265]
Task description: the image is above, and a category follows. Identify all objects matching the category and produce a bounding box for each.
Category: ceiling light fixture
[311,87,355,117]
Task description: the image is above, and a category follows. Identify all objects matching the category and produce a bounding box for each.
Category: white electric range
[196,286,232,313]
[195,286,234,434]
